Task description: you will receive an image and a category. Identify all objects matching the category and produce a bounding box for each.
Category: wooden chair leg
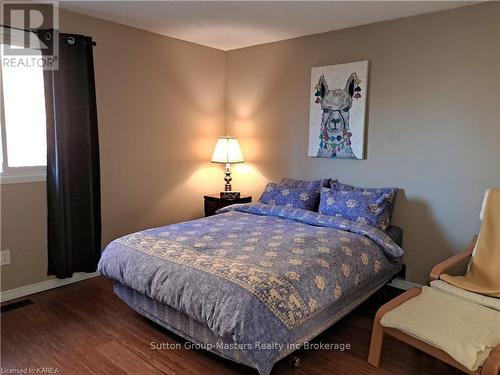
[481,343,500,375]
[368,316,384,367]
[367,288,422,368]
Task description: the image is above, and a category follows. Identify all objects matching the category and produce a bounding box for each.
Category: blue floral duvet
[98,203,403,374]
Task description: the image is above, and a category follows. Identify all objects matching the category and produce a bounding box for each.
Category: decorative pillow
[280,177,330,191]
[330,181,398,210]
[259,183,319,211]
[318,187,396,230]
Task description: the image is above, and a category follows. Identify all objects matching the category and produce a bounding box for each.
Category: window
[0,44,47,183]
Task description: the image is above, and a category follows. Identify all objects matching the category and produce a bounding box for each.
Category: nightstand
[204,194,252,217]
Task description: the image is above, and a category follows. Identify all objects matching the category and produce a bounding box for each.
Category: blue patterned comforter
[98,203,403,375]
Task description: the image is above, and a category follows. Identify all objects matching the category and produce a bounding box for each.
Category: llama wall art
[308,61,368,159]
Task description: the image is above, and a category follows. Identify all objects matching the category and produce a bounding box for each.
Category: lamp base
[220,191,240,200]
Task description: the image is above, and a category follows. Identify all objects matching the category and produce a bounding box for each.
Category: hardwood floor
[1,277,461,375]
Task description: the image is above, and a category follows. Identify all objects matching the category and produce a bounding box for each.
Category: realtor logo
[1,1,59,69]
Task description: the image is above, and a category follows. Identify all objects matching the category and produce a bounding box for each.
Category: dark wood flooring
[1,277,462,375]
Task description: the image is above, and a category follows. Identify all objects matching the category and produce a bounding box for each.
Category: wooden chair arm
[429,236,477,281]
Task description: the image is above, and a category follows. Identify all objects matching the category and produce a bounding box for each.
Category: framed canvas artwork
[308,61,368,159]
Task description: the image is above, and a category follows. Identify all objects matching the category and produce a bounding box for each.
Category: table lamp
[211,136,244,199]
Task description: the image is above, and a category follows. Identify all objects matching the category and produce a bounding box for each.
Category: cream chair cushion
[380,286,500,371]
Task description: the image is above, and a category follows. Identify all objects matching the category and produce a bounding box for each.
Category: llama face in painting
[316,73,358,158]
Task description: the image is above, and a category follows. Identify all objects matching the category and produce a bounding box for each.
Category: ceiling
[60,1,478,51]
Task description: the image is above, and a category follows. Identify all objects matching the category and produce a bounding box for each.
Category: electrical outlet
[1,249,11,266]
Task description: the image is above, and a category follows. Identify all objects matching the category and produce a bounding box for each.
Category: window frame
[0,44,47,185]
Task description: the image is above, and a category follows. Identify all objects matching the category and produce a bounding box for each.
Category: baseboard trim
[388,278,422,290]
[0,272,100,302]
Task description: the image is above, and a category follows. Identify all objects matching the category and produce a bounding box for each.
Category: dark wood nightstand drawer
[204,195,252,217]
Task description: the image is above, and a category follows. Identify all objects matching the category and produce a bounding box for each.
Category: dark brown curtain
[42,31,101,278]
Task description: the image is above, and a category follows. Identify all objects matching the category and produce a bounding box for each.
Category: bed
[98,202,403,375]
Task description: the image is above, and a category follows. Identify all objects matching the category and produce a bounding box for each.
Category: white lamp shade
[211,136,244,164]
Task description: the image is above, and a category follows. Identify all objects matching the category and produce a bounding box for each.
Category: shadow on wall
[394,190,456,284]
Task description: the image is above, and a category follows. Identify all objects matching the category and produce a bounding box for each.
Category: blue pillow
[259,183,319,211]
[329,181,397,209]
[280,177,330,191]
[318,187,396,230]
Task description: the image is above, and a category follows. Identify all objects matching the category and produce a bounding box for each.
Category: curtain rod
[0,24,97,46]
